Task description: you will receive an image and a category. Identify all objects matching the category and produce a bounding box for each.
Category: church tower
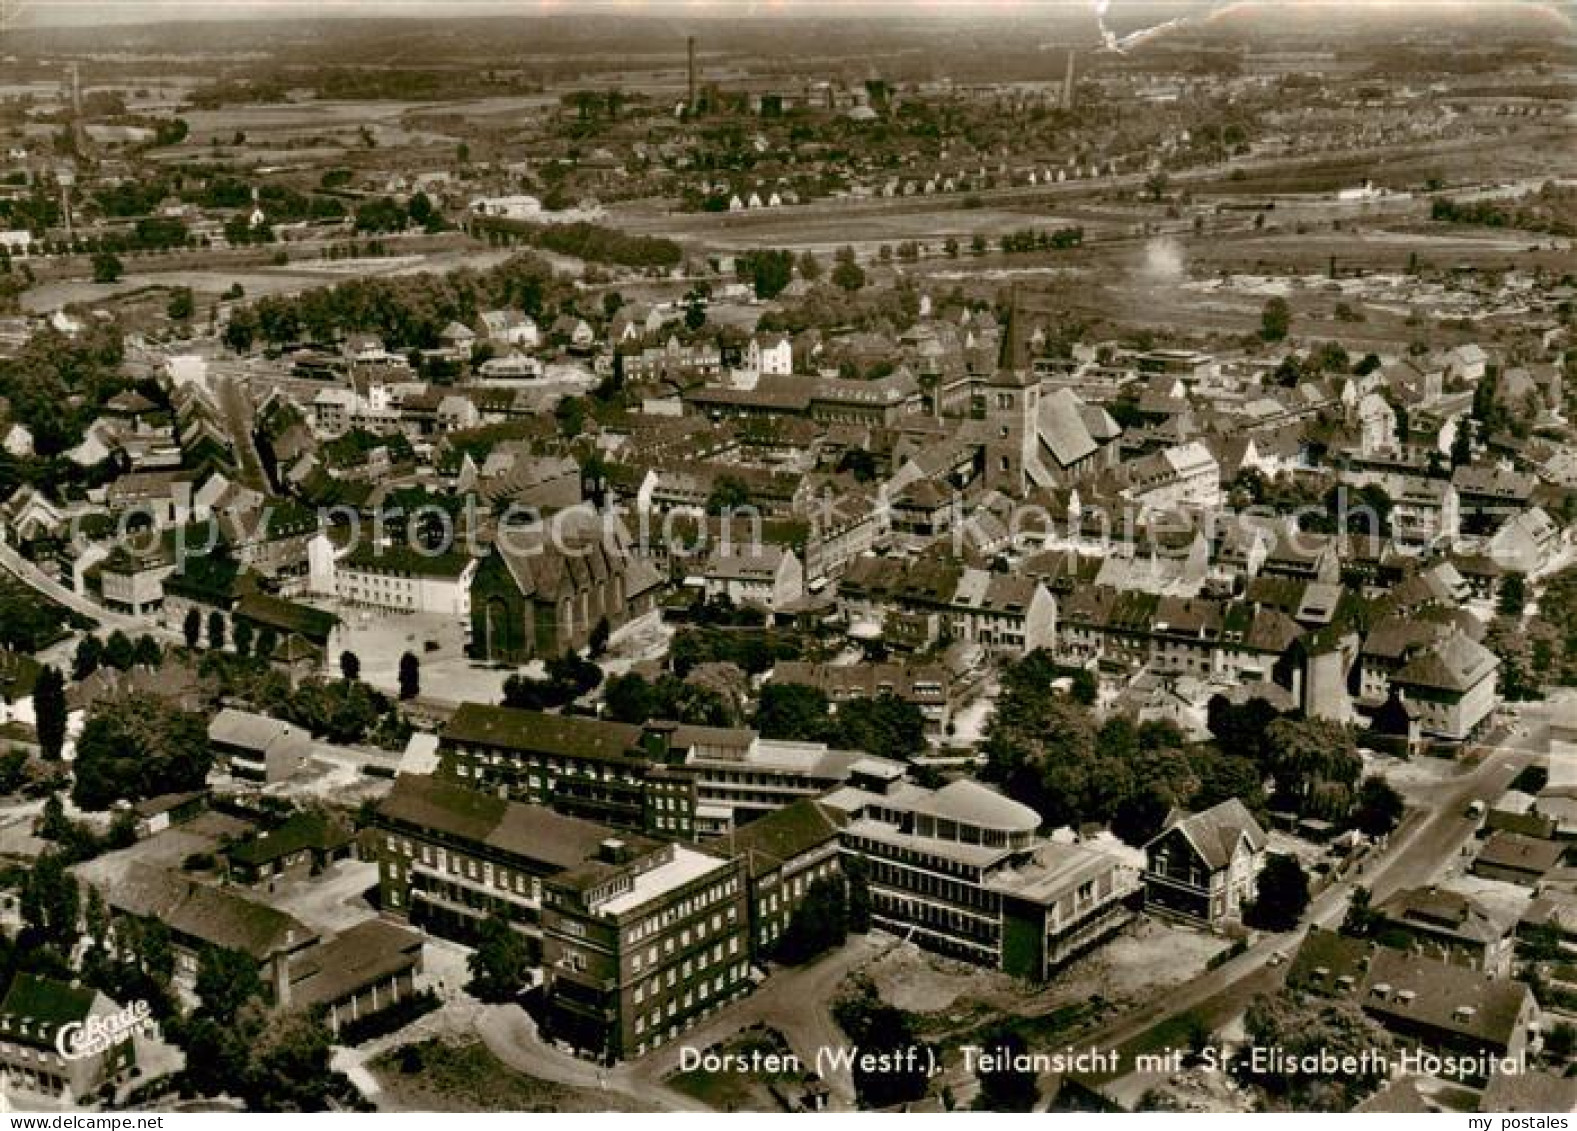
[983,368,1040,495]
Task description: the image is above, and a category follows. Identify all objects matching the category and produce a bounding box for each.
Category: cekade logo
[56,1000,158,1061]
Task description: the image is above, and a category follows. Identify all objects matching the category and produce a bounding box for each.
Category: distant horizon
[9,0,1571,29]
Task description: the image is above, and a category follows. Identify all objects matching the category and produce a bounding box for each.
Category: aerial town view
[0,0,1571,1118]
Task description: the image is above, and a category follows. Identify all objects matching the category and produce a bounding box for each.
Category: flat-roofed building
[822,772,1138,978]
[541,840,750,1061]
[665,723,906,823]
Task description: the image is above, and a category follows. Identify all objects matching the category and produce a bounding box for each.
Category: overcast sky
[10,0,1569,25]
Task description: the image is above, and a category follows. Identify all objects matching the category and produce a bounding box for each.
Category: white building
[333,545,478,618]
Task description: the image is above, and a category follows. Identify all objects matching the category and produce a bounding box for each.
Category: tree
[846,857,872,933]
[183,608,202,649]
[20,850,80,950]
[1352,776,1404,837]
[102,629,135,671]
[1498,572,1528,618]
[603,671,656,724]
[798,250,821,281]
[1144,170,1170,202]
[972,1024,1040,1111]
[407,192,438,232]
[1264,717,1361,814]
[588,617,611,658]
[1248,852,1310,931]
[1341,885,1378,938]
[833,694,925,762]
[554,395,586,438]
[706,474,752,514]
[71,697,213,810]
[194,945,264,1025]
[339,651,361,683]
[833,981,930,1109]
[233,618,255,659]
[1546,1020,1576,1062]
[1451,415,1475,468]
[467,913,530,1002]
[755,682,831,742]
[1260,296,1291,342]
[749,249,795,300]
[398,652,420,701]
[91,252,124,284]
[255,627,278,665]
[224,307,258,353]
[831,247,865,293]
[72,634,103,680]
[1112,782,1173,847]
[774,876,848,964]
[207,610,226,651]
[167,287,195,321]
[34,664,66,761]
[132,634,161,667]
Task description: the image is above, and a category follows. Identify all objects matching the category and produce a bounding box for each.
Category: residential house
[208,707,313,784]
[1287,927,1538,1083]
[1142,799,1268,929]
[699,546,804,612]
[1390,630,1500,743]
[771,660,951,732]
[1374,887,1515,976]
[478,309,539,349]
[334,544,478,619]
[1472,832,1565,887]
[223,811,355,884]
[101,863,317,982]
[747,334,794,376]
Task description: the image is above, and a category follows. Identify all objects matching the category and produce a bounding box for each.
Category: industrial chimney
[687,36,697,112]
[1062,50,1076,110]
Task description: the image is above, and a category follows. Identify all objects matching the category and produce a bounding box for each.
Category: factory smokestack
[687,36,696,112]
[1062,50,1075,110]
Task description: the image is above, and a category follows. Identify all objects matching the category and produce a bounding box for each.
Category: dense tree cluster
[1240,992,1392,1111]
[224,253,567,353]
[754,683,927,763]
[602,670,733,727]
[71,697,213,811]
[501,653,602,711]
[0,322,128,455]
[1431,186,1576,237]
[981,653,1373,839]
[472,218,682,270]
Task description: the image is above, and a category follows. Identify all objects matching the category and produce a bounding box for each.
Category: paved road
[214,367,270,493]
[1055,736,1535,1102]
[0,541,154,635]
